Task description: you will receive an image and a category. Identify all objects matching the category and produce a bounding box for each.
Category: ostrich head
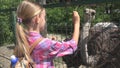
[81,8,96,38]
[84,8,96,22]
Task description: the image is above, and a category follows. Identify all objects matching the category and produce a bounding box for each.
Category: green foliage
[0,0,21,45]
[0,0,22,10]
[0,12,14,45]
[46,7,72,33]
[46,6,85,34]
[92,5,111,25]
[110,2,120,23]
[0,0,120,45]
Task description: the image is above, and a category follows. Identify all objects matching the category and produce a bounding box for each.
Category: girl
[14,0,80,68]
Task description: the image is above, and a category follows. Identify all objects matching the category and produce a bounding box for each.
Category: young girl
[14,0,80,68]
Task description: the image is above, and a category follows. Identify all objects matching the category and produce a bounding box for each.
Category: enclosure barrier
[0,0,120,68]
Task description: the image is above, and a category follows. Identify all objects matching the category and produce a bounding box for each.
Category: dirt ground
[0,44,14,68]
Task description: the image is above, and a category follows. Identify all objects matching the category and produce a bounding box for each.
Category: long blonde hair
[14,1,43,59]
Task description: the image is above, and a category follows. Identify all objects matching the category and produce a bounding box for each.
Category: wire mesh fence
[0,0,120,68]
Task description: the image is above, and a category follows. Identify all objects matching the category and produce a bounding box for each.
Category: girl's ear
[34,15,40,24]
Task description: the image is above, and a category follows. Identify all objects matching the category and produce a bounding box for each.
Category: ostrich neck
[80,19,92,64]
[82,20,91,39]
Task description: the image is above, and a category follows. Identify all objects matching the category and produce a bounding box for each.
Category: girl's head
[15,1,46,59]
[17,1,46,31]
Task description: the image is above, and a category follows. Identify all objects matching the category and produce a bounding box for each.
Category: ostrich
[62,8,96,68]
[80,15,118,66]
[63,8,120,68]
[80,8,120,68]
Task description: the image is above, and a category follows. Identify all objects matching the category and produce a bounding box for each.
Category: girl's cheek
[40,20,45,31]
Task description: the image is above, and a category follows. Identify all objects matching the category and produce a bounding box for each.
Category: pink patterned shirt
[28,32,77,68]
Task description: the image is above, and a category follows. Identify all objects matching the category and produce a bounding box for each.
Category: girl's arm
[72,11,80,45]
[48,11,80,57]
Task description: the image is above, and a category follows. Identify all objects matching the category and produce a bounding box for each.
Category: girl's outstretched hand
[73,11,80,25]
[72,11,80,45]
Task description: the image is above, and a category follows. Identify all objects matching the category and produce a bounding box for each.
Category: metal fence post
[11,11,16,45]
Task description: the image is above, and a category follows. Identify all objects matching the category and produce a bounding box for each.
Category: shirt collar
[29,31,42,38]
